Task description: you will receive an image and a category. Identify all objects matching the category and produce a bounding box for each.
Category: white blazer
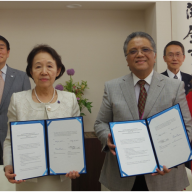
[3,89,80,182]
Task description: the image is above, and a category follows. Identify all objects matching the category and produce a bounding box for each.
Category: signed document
[10,117,86,180]
[109,104,192,178]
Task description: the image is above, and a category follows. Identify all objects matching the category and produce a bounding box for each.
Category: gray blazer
[94,71,192,191]
[0,65,31,149]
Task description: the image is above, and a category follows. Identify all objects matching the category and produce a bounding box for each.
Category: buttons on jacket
[47,106,51,111]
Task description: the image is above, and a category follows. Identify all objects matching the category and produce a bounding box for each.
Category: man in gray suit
[94,32,192,190]
[0,35,31,164]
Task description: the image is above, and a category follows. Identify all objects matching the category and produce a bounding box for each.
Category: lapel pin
[188,84,191,87]
[11,75,14,78]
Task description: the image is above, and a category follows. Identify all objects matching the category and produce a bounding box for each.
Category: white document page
[11,123,47,180]
[47,119,85,174]
[111,121,157,176]
[149,108,191,170]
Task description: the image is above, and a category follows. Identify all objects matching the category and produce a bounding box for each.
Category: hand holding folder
[5,165,25,184]
[151,165,171,176]
[107,133,116,156]
[109,104,192,178]
[10,116,86,181]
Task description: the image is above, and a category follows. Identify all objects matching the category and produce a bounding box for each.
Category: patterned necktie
[174,75,178,79]
[138,80,147,119]
[0,71,5,103]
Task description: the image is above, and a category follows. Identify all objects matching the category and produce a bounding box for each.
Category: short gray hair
[123,31,156,57]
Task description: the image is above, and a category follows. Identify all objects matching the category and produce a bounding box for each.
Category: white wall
[0,9,145,132]
[155,1,172,73]
[145,3,157,71]
[0,2,174,132]
[172,1,192,75]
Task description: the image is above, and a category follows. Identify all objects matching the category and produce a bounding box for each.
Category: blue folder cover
[109,104,192,178]
[10,116,87,180]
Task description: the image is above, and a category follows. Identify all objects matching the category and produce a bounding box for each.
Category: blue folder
[10,116,87,180]
[109,104,192,178]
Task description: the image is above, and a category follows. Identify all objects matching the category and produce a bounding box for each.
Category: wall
[144,3,157,71]
[0,9,145,132]
[155,1,172,73]
[171,1,192,74]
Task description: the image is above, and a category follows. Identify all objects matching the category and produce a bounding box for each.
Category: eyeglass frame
[125,47,155,58]
[165,52,184,59]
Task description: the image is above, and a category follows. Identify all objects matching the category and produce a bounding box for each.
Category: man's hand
[152,165,171,176]
[5,165,25,184]
[107,133,116,156]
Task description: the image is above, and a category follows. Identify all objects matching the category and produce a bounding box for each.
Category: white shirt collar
[167,68,181,80]
[1,64,7,75]
[132,70,154,86]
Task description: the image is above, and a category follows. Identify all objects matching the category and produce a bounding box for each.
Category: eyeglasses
[126,48,154,57]
[166,53,183,59]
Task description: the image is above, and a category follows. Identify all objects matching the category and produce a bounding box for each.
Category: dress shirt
[167,69,181,81]
[0,64,7,81]
[133,70,154,104]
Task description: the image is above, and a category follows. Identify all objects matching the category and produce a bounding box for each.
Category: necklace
[34,88,55,104]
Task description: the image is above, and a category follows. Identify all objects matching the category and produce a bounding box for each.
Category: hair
[0,35,10,50]
[26,44,65,80]
[123,31,156,57]
[163,41,185,56]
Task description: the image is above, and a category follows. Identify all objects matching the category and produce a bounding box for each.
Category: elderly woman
[3,45,80,191]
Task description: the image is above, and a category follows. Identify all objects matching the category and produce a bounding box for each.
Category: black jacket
[162,70,192,95]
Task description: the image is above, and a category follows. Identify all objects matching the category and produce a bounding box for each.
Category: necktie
[174,75,178,79]
[0,71,5,103]
[138,80,147,119]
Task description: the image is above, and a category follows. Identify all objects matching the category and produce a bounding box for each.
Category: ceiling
[0,1,155,10]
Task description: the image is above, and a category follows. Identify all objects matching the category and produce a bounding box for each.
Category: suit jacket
[162,70,192,95]
[0,65,31,160]
[3,89,80,183]
[94,71,192,191]
[0,142,2,165]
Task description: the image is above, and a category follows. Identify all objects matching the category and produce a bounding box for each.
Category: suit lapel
[164,70,169,77]
[181,71,186,82]
[143,71,165,118]
[119,73,139,120]
[0,66,16,107]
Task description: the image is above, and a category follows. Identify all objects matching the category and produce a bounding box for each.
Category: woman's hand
[5,165,25,184]
[66,171,80,179]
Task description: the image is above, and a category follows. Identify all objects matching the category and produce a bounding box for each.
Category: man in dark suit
[162,41,192,169]
[0,35,31,164]
[162,41,192,95]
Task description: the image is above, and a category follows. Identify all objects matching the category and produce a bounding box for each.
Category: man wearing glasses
[94,32,192,191]
[162,41,192,95]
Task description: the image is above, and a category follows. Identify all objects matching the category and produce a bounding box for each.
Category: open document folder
[109,104,192,178]
[10,116,86,181]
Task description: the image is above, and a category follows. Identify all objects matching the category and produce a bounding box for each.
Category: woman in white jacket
[3,44,80,191]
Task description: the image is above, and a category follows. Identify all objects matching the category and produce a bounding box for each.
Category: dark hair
[26,44,65,80]
[0,35,10,50]
[164,41,185,56]
[123,31,156,56]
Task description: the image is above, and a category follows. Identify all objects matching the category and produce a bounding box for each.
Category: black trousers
[131,175,148,191]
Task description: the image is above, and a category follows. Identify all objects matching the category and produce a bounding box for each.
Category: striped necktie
[138,80,147,119]
[0,71,5,103]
